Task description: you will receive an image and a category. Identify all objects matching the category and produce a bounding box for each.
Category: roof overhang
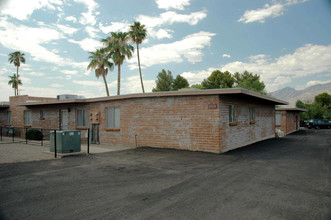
[20,88,288,107]
[276,107,307,112]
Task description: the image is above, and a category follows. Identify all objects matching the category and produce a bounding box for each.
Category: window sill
[40,118,45,120]
[229,122,238,126]
[105,128,120,131]
[4,124,11,126]
[275,125,281,127]
[76,127,88,130]
[24,125,32,128]
[249,121,256,124]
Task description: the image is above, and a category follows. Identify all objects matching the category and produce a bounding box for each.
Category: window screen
[106,107,120,129]
[229,105,236,123]
[76,109,87,127]
[275,113,281,125]
[24,110,32,125]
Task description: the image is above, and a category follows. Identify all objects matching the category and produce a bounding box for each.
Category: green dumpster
[50,130,81,153]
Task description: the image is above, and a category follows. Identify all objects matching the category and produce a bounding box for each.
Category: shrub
[26,129,43,140]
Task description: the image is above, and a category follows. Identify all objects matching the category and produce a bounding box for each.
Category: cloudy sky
[0,0,330,101]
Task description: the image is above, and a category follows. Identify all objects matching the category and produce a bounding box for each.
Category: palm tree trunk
[137,43,145,93]
[102,74,110,96]
[16,66,19,96]
[117,64,121,95]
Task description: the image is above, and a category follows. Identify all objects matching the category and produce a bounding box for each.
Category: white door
[60,109,69,130]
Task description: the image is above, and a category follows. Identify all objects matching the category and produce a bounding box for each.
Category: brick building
[275,108,307,135]
[0,89,287,153]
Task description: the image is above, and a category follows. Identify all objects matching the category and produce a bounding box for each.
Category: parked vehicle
[306,119,331,129]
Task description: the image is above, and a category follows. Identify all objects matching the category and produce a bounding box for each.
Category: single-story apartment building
[0,88,288,153]
[275,107,307,135]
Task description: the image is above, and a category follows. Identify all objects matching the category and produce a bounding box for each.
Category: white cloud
[85,26,100,38]
[65,16,77,23]
[128,31,216,69]
[50,83,64,88]
[222,54,231,58]
[221,44,331,91]
[62,70,78,75]
[238,0,308,23]
[0,0,62,20]
[155,0,190,10]
[69,38,101,51]
[137,10,207,28]
[306,80,331,87]
[148,28,174,39]
[56,24,79,35]
[181,67,218,85]
[122,75,155,93]
[26,72,45,77]
[73,80,103,86]
[73,0,99,26]
[178,44,331,92]
[99,21,130,34]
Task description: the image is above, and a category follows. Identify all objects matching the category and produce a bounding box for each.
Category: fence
[0,126,90,158]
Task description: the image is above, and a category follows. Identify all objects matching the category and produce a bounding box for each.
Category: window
[229,105,237,123]
[106,107,120,129]
[24,110,32,125]
[249,107,255,122]
[40,110,45,119]
[275,113,281,125]
[6,111,11,124]
[76,109,88,127]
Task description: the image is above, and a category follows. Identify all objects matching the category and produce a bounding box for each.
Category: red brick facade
[1,90,287,153]
[275,108,306,135]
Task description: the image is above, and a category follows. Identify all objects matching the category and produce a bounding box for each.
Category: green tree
[173,75,189,91]
[296,93,331,120]
[129,21,147,93]
[8,51,25,96]
[87,48,114,96]
[234,70,266,94]
[314,92,331,108]
[152,69,174,92]
[102,32,134,95]
[201,70,234,89]
[8,74,22,96]
[191,84,204,89]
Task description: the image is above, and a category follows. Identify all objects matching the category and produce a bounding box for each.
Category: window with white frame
[106,107,120,129]
[24,110,32,125]
[76,108,88,127]
[6,111,11,124]
[275,113,281,125]
[229,105,237,123]
[249,107,255,122]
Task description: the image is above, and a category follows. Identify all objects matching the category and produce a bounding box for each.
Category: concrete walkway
[0,139,136,164]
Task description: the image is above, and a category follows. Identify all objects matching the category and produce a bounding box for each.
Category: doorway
[60,109,69,130]
[91,124,99,144]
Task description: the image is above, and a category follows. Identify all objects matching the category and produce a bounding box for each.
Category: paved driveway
[0,129,330,220]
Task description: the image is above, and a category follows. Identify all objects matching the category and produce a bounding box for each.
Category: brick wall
[276,110,300,135]
[219,95,275,152]
[91,95,221,153]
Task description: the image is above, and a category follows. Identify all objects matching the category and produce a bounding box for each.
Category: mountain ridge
[270,82,331,107]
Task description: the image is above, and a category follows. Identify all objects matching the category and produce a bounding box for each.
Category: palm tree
[102,32,134,95]
[8,51,25,96]
[129,21,147,93]
[8,74,22,96]
[87,48,114,96]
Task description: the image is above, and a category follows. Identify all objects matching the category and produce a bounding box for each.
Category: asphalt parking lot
[0,129,330,220]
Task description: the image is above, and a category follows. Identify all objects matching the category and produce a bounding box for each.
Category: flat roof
[276,107,307,112]
[21,88,288,107]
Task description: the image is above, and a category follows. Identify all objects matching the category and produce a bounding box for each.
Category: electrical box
[50,130,81,153]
